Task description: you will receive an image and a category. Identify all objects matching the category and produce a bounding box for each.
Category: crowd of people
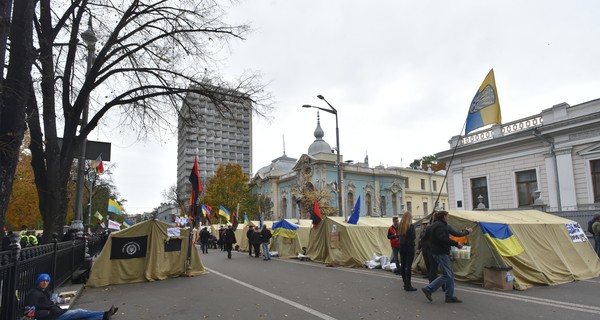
[196,224,273,260]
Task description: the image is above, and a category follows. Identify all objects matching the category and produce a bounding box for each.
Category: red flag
[189,156,202,194]
[312,201,322,229]
[232,212,238,230]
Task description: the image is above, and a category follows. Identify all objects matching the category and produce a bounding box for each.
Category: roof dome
[308,112,332,155]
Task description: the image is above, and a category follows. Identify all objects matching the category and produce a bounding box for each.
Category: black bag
[588,219,595,234]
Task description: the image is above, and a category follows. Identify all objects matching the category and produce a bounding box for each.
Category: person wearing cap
[24,273,118,319]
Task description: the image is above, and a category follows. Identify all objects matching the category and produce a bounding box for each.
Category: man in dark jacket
[25,273,117,319]
[199,227,210,254]
[260,225,272,260]
[224,225,237,259]
[251,227,262,258]
[246,226,254,256]
[421,211,465,303]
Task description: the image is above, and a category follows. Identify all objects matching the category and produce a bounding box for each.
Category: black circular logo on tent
[122,241,141,256]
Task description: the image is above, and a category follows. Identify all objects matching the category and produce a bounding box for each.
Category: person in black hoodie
[246,226,255,256]
[421,211,466,303]
[251,227,262,258]
[25,273,117,319]
[224,225,237,259]
[398,211,417,291]
[260,225,272,260]
[199,227,210,254]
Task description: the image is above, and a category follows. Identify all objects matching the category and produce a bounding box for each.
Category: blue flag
[258,212,263,229]
[348,196,361,224]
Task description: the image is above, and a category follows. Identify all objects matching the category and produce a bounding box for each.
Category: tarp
[306,216,393,267]
[269,219,301,258]
[87,220,206,287]
[412,210,600,290]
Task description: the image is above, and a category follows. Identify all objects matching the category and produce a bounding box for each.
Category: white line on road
[277,258,600,315]
[205,267,338,320]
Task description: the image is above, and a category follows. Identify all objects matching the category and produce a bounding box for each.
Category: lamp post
[302,94,345,221]
[72,18,97,231]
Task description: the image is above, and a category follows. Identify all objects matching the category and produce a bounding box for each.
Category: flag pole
[432,120,467,221]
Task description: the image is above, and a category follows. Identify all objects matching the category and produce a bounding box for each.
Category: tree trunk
[0,0,34,231]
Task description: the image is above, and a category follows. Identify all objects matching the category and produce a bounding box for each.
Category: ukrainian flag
[479,222,524,257]
[465,69,502,134]
[244,214,251,226]
[272,220,299,239]
[108,199,123,215]
[219,205,231,222]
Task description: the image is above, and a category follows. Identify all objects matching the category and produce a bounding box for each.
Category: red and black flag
[311,201,322,229]
[189,156,202,225]
[231,212,238,230]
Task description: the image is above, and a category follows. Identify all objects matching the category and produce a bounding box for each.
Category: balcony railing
[459,114,543,146]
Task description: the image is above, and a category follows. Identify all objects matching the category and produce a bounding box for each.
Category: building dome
[308,112,332,155]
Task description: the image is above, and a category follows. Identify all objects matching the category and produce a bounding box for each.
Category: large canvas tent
[412,210,600,290]
[87,220,206,287]
[306,216,393,267]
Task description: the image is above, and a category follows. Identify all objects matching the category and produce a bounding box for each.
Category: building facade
[250,115,448,220]
[437,98,600,212]
[177,88,252,202]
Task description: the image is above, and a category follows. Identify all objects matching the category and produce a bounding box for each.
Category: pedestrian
[417,221,431,278]
[387,216,401,274]
[199,227,210,254]
[251,227,262,258]
[224,225,237,259]
[218,226,225,251]
[260,225,272,260]
[398,211,417,291]
[592,215,600,257]
[25,273,118,319]
[423,215,471,285]
[246,226,254,256]
[1,230,13,251]
[421,210,469,303]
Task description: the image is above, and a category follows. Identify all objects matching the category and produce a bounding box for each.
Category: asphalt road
[74,247,600,319]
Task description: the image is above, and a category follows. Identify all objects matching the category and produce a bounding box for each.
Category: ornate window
[282,197,288,219]
[366,193,372,216]
[592,159,600,202]
[380,196,387,216]
[392,193,398,216]
[471,177,489,209]
[347,192,355,215]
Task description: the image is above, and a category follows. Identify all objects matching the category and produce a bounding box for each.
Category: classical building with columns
[250,115,448,220]
[436,98,600,212]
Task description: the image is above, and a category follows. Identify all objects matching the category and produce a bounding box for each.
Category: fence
[0,235,102,320]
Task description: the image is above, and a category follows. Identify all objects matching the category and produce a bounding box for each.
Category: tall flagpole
[432,120,467,221]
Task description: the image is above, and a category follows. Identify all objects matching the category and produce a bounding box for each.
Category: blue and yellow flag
[244,214,251,226]
[272,220,299,239]
[219,205,231,222]
[108,199,123,215]
[479,222,523,257]
[465,69,502,134]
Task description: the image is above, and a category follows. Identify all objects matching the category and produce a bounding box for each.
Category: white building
[437,98,600,213]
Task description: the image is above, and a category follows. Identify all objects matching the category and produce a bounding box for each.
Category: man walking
[224,225,237,259]
[421,211,464,303]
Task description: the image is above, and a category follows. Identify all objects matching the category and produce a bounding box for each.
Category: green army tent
[306,216,393,267]
[87,220,206,287]
[412,210,600,290]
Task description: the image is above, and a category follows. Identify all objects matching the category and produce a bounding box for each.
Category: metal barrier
[0,237,91,320]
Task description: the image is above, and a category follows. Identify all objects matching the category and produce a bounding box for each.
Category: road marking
[277,258,600,315]
[206,267,338,320]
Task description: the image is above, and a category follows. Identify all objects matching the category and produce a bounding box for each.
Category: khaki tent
[306,216,393,267]
[87,220,206,287]
[412,210,600,290]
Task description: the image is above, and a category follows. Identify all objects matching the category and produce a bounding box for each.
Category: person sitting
[24,273,118,319]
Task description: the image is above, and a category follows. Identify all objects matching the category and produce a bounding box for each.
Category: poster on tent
[565,223,588,243]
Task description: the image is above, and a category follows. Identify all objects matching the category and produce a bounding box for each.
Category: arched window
[392,193,398,216]
[366,193,372,216]
[347,192,355,215]
[380,196,386,217]
[291,196,297,218]
[282,197,288,219]
[305,182,314,192]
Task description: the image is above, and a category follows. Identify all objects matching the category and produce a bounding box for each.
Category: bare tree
[1,0,270,241]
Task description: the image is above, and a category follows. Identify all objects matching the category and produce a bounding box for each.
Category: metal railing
[0,235,102,320]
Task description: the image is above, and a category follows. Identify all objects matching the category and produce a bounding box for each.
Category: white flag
[108,219,121,230]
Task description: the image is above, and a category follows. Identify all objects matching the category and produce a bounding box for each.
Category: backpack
[588,219,595,234]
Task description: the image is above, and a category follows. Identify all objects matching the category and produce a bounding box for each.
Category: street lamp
[72,18,97,231]
[302,94,345,221]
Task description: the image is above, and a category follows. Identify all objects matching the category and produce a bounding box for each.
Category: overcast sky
[101,1,600,214]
